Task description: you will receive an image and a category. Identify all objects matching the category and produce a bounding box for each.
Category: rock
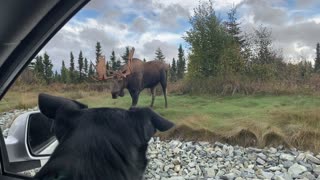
[306,154,320,165]
[256,157,266,165]
[269,147,277,154]
[257,153,267,160]
[164,177,185,180]
[269,166,282,171]
[230,169,241,176]
[221,173,236,180]
[296,153,306,161]
[214,142,224,148]
[280,153,295,161]
[234,178,244,180]
[274,175,287,180]
[205,167,216,177]
[288,163,307,178]
[313,165,320,175]
[188,162,196,168]
[216,170,225,176]
[283,161,294,168]
[174,165,181,172]
[301,171,316,180]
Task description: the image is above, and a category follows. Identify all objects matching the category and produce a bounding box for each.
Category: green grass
[75,93,320,133]
[2,88,320,151]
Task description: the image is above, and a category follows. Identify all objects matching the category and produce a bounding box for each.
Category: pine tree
[54,70,60,82]
[69,52,75,83]
[61,60,68,83]
[116,58,122,70]
[177,44,185,79]
[143,58,146,62]
[170,58,177,82]
[78,51,84,82]
[106,61,110,73]
[84,58,88,77]
[88,63,95,77]
[225,6,244,47]
[42,52,53,84]
[154,47,165,61]
[110,50,116,70]
[95,42,102,65]
[315,43,320,72]
[34,56,44,80]
[121,47,130,64]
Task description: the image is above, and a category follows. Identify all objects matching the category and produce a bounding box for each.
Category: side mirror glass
[27,113,56,156]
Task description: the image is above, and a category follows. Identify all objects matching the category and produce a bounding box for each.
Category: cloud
[130,16,149,34]
[239,0,288,25]
[40,0,320,72]
[238,0,320,62]
[295,0,318,8]
[142,40,178,61]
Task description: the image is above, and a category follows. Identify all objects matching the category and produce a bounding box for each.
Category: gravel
[2,109,320,179]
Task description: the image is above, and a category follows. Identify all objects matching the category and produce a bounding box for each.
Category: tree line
[25,42,185,84]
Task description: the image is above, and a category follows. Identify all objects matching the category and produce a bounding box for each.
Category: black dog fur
[34,93,174,180]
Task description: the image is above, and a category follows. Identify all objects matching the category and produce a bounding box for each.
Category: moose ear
[129,107,174,141]
[38,93,87,119]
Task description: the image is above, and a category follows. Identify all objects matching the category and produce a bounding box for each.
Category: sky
[39,0,320,71]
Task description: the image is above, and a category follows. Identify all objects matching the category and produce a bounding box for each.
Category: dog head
[35,93,174,180]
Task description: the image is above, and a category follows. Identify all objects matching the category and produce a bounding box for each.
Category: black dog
[34,93,174,180]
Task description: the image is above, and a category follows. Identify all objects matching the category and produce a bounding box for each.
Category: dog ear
[38,93,88,141]
[129,107,174,141]
[38,93,87,119]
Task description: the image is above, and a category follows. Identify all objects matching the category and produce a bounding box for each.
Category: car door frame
[0,0,89,179]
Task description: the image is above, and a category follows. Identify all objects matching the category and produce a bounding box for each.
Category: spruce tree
[143,58,146,62]
[54,70,60,82]
[121,47,130,64]
[154,48,165,61]
[315,43,320,72]
[170,58,177,81]
[225,6,244,46]
[61,60,68,83]
[177,44,185,79]
[34,56,44,80]
[42,52,53,84]
[110,50,116,70]
[115,58,122,70]
[95,42,102,65]
[88,63,95,77]
[84,58,88,77]
[78,51,84,81]
[69,52,75,83]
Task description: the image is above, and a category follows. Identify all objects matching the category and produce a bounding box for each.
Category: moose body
[111,58,169,108]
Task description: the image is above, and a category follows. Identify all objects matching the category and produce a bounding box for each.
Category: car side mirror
[4,111,58,173]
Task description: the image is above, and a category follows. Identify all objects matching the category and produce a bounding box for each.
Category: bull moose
[94,48,169,108]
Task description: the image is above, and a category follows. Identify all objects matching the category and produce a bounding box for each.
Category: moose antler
[120,47,135,78]
[92,56,113,81]
[93,47,135,81]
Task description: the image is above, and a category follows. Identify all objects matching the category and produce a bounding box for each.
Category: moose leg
[150,87,156,108]
[160,81,168,108]
[129,90,140,107]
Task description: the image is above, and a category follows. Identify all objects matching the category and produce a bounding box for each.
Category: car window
[2,0,320,179]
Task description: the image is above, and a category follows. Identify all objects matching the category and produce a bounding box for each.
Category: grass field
[1,85,320,152]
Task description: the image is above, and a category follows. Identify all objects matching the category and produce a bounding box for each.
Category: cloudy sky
[40,0,320,71]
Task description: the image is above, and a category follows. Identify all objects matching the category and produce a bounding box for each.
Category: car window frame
[0,0,89,178]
